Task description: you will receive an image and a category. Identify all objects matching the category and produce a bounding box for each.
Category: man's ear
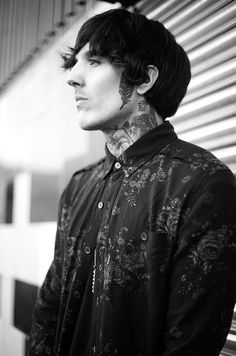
[137,65,159,95]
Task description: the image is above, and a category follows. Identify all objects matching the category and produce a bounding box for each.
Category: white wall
[0,222,56,356]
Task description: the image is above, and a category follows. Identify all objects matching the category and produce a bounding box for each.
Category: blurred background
[0,0,235,355]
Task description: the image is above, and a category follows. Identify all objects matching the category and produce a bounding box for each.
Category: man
[28,8,236,356]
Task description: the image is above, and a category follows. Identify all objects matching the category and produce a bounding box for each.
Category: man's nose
[67,65,84,87]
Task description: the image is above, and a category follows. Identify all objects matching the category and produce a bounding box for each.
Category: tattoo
[138,100,149,112]
[106,126,133,157]
[105,101,161,158]
[119,72,134,110]
[106,112,158,157]
[130,113,156,136]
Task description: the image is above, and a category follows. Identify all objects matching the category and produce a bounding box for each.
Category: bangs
[62,12,127,70]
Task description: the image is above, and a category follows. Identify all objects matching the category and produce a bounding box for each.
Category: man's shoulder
[163,137,230,176]
[61,157,105,203]
[71,157,106,179]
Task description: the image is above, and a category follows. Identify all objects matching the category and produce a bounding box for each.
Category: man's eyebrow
[75,50,100,60]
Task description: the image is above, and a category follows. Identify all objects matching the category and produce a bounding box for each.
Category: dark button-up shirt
[29,122,236,356]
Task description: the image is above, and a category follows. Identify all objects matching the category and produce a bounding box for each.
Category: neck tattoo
[105,100,163,158]
[119,72,134,110]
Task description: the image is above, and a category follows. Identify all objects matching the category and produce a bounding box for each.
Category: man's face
[67,43,138,131]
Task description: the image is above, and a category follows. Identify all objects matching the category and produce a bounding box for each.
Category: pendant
[92,249,96,293]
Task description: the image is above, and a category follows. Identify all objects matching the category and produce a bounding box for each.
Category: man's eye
[88,58,100,65]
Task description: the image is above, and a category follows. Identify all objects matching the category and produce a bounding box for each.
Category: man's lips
[75,97,88,107]
[75,96,88,102]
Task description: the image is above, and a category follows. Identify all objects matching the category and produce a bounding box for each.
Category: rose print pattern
[124,169,151,207]
[189,152,227,175]
[155,198,182,239]
[177,224,234,298]
[103,227,150,291]
[58,204,72,234]
[196,225,230,263]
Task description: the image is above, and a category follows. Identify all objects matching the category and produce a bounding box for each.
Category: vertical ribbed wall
[0,0,85,91]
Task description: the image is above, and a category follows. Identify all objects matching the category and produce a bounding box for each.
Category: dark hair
[62,9,191,118]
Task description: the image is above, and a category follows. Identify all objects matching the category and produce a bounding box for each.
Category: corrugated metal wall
[136,0,236,354]
[0,0,87,92]
[137,0,236,176]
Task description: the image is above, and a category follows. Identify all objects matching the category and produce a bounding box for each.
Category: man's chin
[78,118,100,131]
[77,114,107,132]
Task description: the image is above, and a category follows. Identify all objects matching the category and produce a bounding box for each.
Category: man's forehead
[75,43,91,60]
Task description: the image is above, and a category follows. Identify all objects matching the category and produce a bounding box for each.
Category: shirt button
[98,201,104,209]
[84,246,91,254]
[115,162,121,169]
[141,232,148,241]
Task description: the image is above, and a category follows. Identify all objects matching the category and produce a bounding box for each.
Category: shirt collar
[103,121,177,179]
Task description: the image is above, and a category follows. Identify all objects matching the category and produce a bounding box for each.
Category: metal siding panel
[59,0,65,26]
[192,45,236,75]
[4,0,13,82]
[54,0,63,26]
[65,0,73,15]
[164,0,232,34]
[172,104,236,133]
[188,28,236,64]
[0,0,5,83]
[37,0,54,42]
[13,0,21,66]
[9,0,17,74]
[178,10,235,50]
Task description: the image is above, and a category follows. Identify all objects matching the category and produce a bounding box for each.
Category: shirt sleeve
[162,169,236,356]
[28,188,68,356]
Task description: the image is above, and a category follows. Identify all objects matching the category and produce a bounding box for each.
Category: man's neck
[104,101,163,158]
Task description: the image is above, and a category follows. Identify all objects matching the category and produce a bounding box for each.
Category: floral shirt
[29,122,236,356]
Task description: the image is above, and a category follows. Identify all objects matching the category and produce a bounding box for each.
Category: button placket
[115,162,121,169]
[98,201,104,209]
[84,246,91,254]
[141,232,148,241]
[124,166,133,177]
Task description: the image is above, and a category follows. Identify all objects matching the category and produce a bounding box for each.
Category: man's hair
[62,9,191,118]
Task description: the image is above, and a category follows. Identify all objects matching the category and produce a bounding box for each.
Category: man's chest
[61,165,186,295]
